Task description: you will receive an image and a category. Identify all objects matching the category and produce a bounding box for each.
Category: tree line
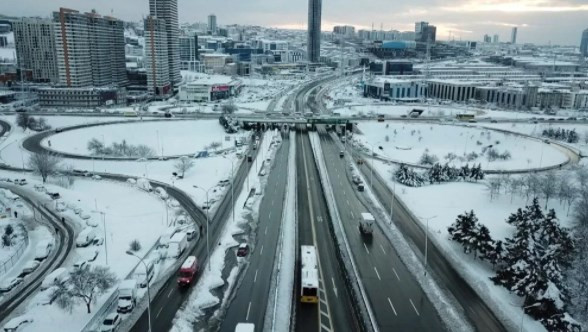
[395,163,484,187]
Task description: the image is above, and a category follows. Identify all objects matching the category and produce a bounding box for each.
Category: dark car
[236,243,249,257]
[164,112,173,118]
[357,184,365,192]
[47,192,60,200]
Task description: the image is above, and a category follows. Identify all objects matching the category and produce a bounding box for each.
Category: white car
[92,175,102,180]
[86,219,99,227]
[100,313,121,332]
[2,315,33,332]
[22,260,40,274]
[0,277,24,293]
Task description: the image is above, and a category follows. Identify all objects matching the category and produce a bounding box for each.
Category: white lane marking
[272,200,275,206]
[374,267,381,281]
[393,268,400,281]
[156,307,163,318]
[268,212,272,219]
[410,298,420,316]
[346,199,350,205]
[363,243,370,254]
[387,297,398,316]
[167,288,174,298]
[331,277,338,298]
[265,227,268,235]
[246,302,252,320]
[380,244,386,254]
[320,323,332,332]
[350,211,355,218]
[260,245,264,255]
[254,269,258,283]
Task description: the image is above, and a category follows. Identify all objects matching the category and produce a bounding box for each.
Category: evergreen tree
[395,164,424,187]
[484,239,504,268]
[472,224,494,260]
[448,210,478,255]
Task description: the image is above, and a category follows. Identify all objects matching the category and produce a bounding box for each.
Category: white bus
[300,245,319,303]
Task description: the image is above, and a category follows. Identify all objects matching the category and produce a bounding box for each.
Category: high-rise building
[208,14,217,35]
[493,34,499,43]
[144,16,171,96]
[307,0,322,63]
[12,18,58,83]
[580,28,588,57]
[148,0,181,91]
[179,34,200,71]
[511,27,518,44]
[52,8,127,87]
[483,34,491,43]
[333,25,355,37]
[415,21,436,43]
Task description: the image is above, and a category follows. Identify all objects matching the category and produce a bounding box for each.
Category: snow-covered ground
[42,120,248,157]
[354,121,568,171]
[172,130,282,331]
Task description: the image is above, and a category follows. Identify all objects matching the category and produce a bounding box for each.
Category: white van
[155,187,168,200]
[76,228,96,247]
[41,268,69,290]
[135,258,155,288]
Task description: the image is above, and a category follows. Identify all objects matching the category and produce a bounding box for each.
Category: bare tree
[174,156,194,178]
[523,173,541,202]
[486,177,502,201]
[15,113,30,131]
[28,152,62,183]
[508,177,524,203]
[540,171,558,208]
[221,102,238,115]
[208,141,222,151]
[52,265,116,314]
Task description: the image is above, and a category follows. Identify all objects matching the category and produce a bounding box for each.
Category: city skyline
[1,0,587,46]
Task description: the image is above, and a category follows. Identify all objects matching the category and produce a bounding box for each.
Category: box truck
[168,232,188,258]
[117,279,138,313]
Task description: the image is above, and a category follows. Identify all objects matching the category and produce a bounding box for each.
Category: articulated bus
[300,245,319,303]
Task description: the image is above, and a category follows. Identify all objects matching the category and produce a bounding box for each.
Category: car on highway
[47,192,60,199]
[0,277,24,293]
[92,175,102,180]
[236,243,249,257]
[357,184,365,192]
[22,260,40,275]
[100,313,121,332]
[73,169,89,176]
[16,179,27,186]
[339,151,344,158]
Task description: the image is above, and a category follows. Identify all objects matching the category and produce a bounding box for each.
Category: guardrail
[308,132,377,332]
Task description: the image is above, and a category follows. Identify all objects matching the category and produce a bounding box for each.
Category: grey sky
[2,0,587,45]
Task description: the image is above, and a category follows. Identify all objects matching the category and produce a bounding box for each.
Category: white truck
[168,232,188,258]
[235,323,255,332]
[116,279,138,313]
[359,212,375,235]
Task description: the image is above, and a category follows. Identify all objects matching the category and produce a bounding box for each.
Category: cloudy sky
[2,0,587,45]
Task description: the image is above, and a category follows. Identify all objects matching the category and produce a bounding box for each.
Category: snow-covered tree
[174,156,195,178]
[52,265,117,313]
[540,172,559,208]
[447,210,478,255]
[394,164,424,187]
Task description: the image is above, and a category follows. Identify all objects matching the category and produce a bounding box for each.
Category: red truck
[177,256,198,287]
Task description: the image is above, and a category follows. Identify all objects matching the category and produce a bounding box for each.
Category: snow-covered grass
[171,130,281,331]
[369,156,579,331]
[355,122,567,171]
[42,120,248,157]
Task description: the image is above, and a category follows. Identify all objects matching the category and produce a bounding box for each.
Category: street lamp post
[421,215,437,275]
[126,251,152,332]
[193,185,214,271]
[513,302,541,332]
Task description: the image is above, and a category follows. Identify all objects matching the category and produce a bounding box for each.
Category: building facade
[52,8,127,88]
[307,0,322,63]
[179,79,241,102]
[12,18,58,83]
[144,16,171,97]
[581,28,588,57]
[179,35,199,71]
[207,14,217,35]
[38,86,126,108]
[511,27,518,44]
[149,0,181,90]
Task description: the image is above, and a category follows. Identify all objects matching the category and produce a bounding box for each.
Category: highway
[295,130,360,332]
[316,129,444,331]
[220,132,290,331]
[0,185,75,323]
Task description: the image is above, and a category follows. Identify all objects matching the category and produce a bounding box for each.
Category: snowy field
[354,122,568,171]
[0,177,169,332]
[41,120,248,157]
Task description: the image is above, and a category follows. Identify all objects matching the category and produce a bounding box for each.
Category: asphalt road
[220,132,290,331]
[129,137,260,332]
[350,137,507,331]
[317,129,444,331]
[0,119,10,137]
[294,130,360,332]
[0,184,75,323]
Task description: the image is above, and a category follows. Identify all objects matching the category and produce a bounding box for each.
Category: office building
[333,25,355,37]
[307,0,322,63]
[483,34,491,43]
[415,21,436,43]
[511,27,518,44]
[149,0,181,90]
[493,34,499,43]
[179,34,200,71]
[144,16,171,96]
[12,18,58,82]
[581,28,588,57]
[208,14,217,34]
[52,8,127,88]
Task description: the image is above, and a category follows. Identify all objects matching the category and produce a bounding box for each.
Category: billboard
[211,85,230,92]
